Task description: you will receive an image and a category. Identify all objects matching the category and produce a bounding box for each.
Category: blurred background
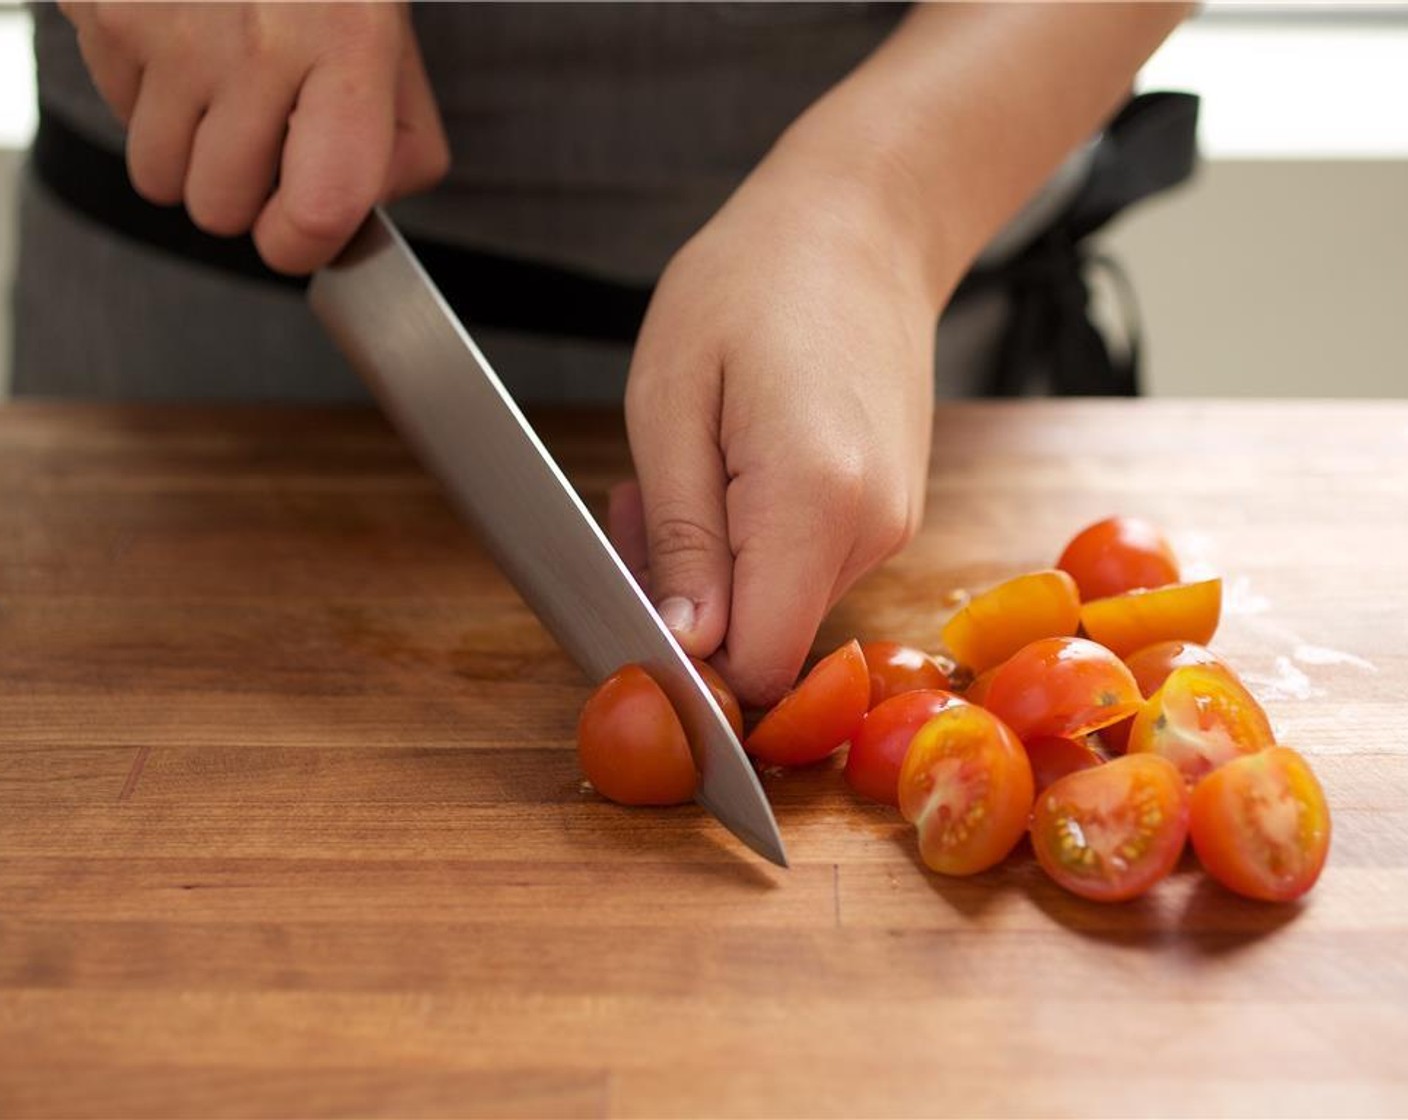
[1,2,1404,399]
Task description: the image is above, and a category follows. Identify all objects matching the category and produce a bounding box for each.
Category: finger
[252,50,398,276]
[383,27,451,201]
[185,76,298,237]
[124,67,205,206]
[607,479,650,592]
[624,356,732,661]
[71,21,142,125]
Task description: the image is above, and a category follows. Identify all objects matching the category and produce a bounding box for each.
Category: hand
[60,1,449,274]
[611,153,941,708]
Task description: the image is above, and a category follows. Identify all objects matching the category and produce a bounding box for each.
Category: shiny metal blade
[309,209,787,868]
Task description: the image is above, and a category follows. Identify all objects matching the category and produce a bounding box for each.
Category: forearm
[766,2,1192,306]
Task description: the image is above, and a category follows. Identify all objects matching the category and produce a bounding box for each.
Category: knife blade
[309,208,787,868]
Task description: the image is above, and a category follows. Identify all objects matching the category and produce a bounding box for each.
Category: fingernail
[658,596,696,635]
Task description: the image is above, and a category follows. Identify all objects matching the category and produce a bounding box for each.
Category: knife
[308,208,787,868]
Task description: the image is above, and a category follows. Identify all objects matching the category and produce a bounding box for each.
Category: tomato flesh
[1080,579,1222,658]
[983,637,1142,742]
[1057,516,1180,601]
[745,639,870,766]
[1103,640,1229,753]
[1189,746,1331,902]
[941,569,1081,673]
[1128,664,1275,786]
[898,705,1034,875]
[860,641,951,709]
[1025,735,1104,797]
[577,665,697,806]
[844,689,965,806]
[1031,754,1189,902]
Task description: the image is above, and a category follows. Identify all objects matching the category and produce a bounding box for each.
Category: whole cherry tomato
[1127,663,1275,786]
[983,637,1142,742]
[1189,746,1331,902]
[941,569,1081,673]
[1079,579,1222,658]
[1031,753,1189,902]
[845,689,965,806]
[859,641,951,709]
[745,640,870,766]
[1057,516,1180,601]
[898,704,1034,876]
[1025,735,1104,797]
[965,666,998,708]
[577,665,697,806]
[1102,640,1229,753]
[692,658,743,739]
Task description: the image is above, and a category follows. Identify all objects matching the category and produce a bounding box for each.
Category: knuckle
[648,507,727,571]
[282,188,369,245]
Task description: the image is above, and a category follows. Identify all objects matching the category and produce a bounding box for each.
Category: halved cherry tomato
[845,689,966,806]
[898,704,1034,875]
[1080,579,1223,658]
[1128,663,1275,786]
[1189,746,1331,902]
[965,666,998,708]
[1057,516,1180,601]
[860,641,951,709]
[941,569,1081,673]
[1026,735,1104,797]
[745,639,870,766]
[692,658,743,739]
[983,637,1142,742]
[1103,640,1229,753]
[577,665,697,806]
[1031,754,1189,902]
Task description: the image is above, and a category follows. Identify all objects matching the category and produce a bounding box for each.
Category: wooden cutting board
[2,399,1406,1118]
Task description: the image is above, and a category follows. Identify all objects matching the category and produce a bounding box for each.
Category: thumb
[624,362,733,660]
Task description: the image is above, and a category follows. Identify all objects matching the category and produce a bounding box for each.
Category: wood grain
[2,400,1407,1118]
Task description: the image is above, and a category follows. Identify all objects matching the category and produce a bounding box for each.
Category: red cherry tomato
[1026,735,1104,797]
[1189,746,1331,902]
[1103,640,1229,753]
[965,666,998,708]
[1057,516,1180,601]
[692,658,743,739]
[745,639,870,766]
[1128,664,1275,786]
[1079,579,1222,658]
[983,637,1142,742]
[577,665,697,806]
[1031,754,1189,902]
[898,704,1034,876]
[844,689,966,806]
[860,641,951,709]
[940,569,1081,673]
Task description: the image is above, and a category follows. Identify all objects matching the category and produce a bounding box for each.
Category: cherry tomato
[845,689,966,806]
[1079,579,1222,658]
[745,639,870,766]
[1031,754,1189,902]
[983,637,1142,742]
[1103,640,1229,753]
[1128,663,1275,786]
[1026,735,1104,797]
[577,665,697,806]
[898,704,1034,875]
[1056,516,1180,601]
[1189,746,1331,902]
[692,658,743,739]
[860,641,951,709]
[965,666,998,708]
[941,569,1081,673]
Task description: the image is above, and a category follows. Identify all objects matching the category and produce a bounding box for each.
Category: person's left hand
[609,152,943,709]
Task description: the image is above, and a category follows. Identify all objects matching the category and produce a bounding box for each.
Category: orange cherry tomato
[745,639,870,766]
[964,666,998,708]
[1056,516,1180,601]
[1079,579,1223,658]
[1189,746,1331,902]
[983,637,1142,742]
[1026,735,1104,797]
[898,704,1034,876]
[577,665,697,806]
[1127,663,1275,786]
[941,569,1081,673]
[1103,640,1229,753]
[1031,754,1189,902]
[844,689,966,806]
[860,641,951,709]
[691,658,743,739]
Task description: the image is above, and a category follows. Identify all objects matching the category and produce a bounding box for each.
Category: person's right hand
[60,2,450,275]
